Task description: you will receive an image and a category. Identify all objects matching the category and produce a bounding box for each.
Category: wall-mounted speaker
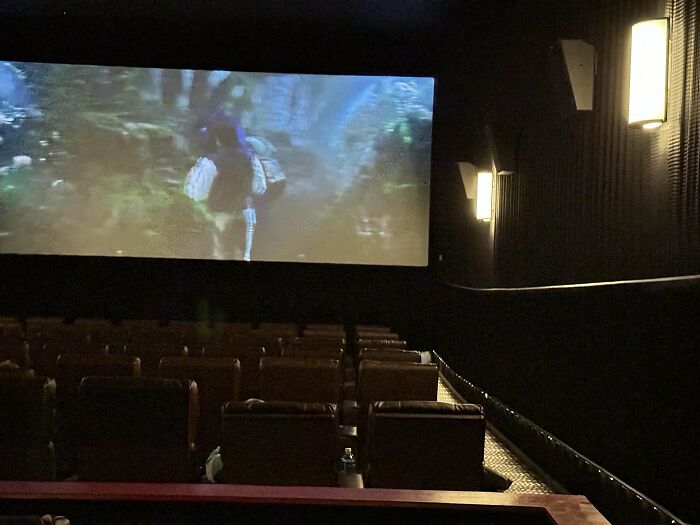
[549,39,595,116]
[458,162,478,199]
[486,124,519,174]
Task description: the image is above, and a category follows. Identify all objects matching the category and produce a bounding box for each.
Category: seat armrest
[337,471,364,489]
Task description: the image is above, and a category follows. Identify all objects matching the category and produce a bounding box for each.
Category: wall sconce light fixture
[628,18,669,129]
[476,171,493,221]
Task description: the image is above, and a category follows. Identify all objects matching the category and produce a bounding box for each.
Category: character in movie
[184,108,285,261]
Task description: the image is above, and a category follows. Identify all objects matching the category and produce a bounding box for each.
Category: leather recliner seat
[200,345,265,400]
[365,401,485,490]
[281,347,344,361]
[260,357,342,407]
[358,349,421,364]
[54,354,141,475]
[0,375,56,480]
[219,399,339,486]
[158,356,241,464]
[357,361,438,444]
[356,338,406,349]
[77,376,198,482]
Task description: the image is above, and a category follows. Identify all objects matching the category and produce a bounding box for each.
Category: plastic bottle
[340,447,357,473]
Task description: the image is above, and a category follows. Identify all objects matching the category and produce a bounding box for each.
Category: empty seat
[55,354,141,475]
[260,357,342,406]
[230,334,283,357]
[357,338,406,349]
[306,323,344,332]
[158,357,241,463]
[219,399,339,486]
[115,343,187,376]
[359,348,421,364]
[0,375,56,480]
[282,347,344,360]
[0,339,31,369]
[77,376,198,482]
[365,401,485,490]
[32,341,108,378]
[201,345,265,399]
[357,361,438,442]
[356,324,392,332]
[258,322,298,333]
[212,322,253,335]
[293,336,346,350]
[0,516,69,525]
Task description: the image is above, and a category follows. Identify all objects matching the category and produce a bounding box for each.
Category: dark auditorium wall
[432,0,700,522]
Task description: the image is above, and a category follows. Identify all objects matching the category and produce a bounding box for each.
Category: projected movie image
[0,62,433,265]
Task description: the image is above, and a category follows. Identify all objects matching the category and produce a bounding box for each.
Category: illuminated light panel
[476,172,493,221]
[628,18,669,128]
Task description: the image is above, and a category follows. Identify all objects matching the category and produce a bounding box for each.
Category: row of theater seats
[1,318,486,490]
[0,358,447,478]
[1,372,484,489]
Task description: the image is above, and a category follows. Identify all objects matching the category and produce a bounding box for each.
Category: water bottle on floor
[340,447,357,473]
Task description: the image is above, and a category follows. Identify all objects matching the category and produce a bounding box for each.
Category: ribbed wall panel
[494,0,699,285]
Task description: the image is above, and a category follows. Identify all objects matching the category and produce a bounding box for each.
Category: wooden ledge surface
[0,481,610,525]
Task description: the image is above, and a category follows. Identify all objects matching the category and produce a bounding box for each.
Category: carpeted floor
[438,377,555,494]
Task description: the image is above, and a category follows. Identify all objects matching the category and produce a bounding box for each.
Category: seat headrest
[159,356,240,370]
[359,360,436,372]
[79,375,189,392]
[222,398,336,416]
[371,401,484,416]
[261,357,339,369]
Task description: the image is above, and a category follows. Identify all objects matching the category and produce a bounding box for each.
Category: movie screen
[0,62,433,265]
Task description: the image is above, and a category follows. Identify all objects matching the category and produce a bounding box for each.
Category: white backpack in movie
[184,156,218,201]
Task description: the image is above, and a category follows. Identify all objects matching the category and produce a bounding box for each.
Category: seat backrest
[357,361,438,440]
[201,345,265,399]
[0,340,31,369]
[77,376,197,482]
[230,334,283,357]
[293,336,346,350]
[220,399,339,486]
[0,375,56,480]
[357,338,406,349]
[116,343,187,376]
[260,357,341,405]
[34,341,108,377]
[356,325,392,333]
[359,349,421,364]
[56,354,141,409]
[282,347,344,361]
[158,357,240,463]
[366,401,485,490]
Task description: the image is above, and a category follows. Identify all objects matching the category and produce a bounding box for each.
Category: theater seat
[282,347,344,360]
[219,399,339,486]
[260,357,342,406]
[200,345,265,399]
[115,343,188,376]
[0,375,56,481]
[357,338,406,349]
[55,354,141,476]
[77,376,198,482]
[294,336,346,350]
[0,516,70,525]
[0,339,32,369]
[158,357,241,464]
[229,335,283,357]
[359,349,421,364]
[365,401,485,490]
[357,361,438,444]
